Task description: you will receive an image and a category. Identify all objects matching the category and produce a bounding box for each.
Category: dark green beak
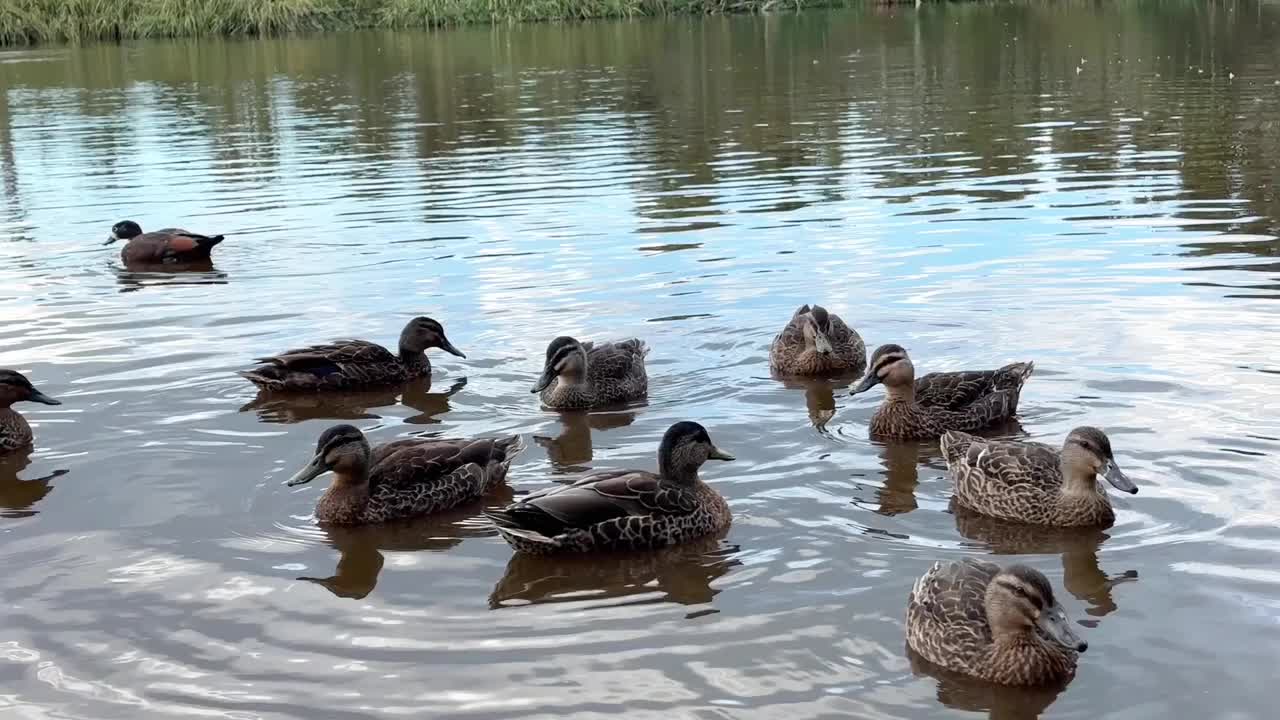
[286,454,330,487]
[28,388,60,406]
[531,367,556,394]
[439,338,466,359]
[850,372,881,395]
[1102,459,1138,494]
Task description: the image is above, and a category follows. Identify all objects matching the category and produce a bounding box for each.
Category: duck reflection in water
[950,502,1137,618]
[907,645,1068,720]
[242,377,466,424]
[299,486,511,599]
[533,408,638,470]
[114,261,228,293]
[774,376,861,430]
[0,449,69,519]
[856,420,1027,517]
[488,531,738,612]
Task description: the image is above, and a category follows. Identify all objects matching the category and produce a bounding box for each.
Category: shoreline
[1,0,878,47]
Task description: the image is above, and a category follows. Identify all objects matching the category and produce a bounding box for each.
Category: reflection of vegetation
[2,4,1278,254]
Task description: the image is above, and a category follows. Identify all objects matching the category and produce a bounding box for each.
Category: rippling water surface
[3,3,1280,718]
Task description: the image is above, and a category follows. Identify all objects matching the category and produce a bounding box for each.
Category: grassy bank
[0,0,860,45]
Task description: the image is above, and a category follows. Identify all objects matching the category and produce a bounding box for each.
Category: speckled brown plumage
[852,344,1033,440]
[0,370,60,454]
[486,421,733,554]
[107,220,224,264]
[907,558,1082,686]
[533,336,648,409]
[286,424,523,525]
[241,317,464,392]
[769,304,866,377]
[942,427,1138,527]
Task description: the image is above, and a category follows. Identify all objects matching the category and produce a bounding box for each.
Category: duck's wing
[908,557,998,643]
[249,340,397,375]
[916,362,1035,409]
[370,436,521,495]
[487,470,692,538]
[587,339,648,380]
[915,370,1002,409]
[942,432,1061,492]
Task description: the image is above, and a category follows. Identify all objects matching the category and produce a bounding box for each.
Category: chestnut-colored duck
[106,220,224,264]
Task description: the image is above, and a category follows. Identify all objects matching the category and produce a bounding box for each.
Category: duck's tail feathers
[237,368,282,389]
[939,430,976,467]
[486,516,561,550]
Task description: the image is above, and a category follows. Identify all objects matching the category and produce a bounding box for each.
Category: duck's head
[399,317,464,358]
[986,564,1087,653]
[1062,426,1137,494]
[532,336,587,393]
[286,424,372,487]
[105,220,143,245]
[0,369,60,409]
[802,305,835,356]
[851,344,914,395]
[657,420,734,483]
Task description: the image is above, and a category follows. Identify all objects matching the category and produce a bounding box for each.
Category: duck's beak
[1102,458,1138,494]
[439,337,466,359]
[285,453,330,487]
[27,388,61,406]
[103,234,119,246]
[708,445,735,461]
[1038,603,1087,653]
[850,372,881,395]
[531,366,556,394]
[813,331,834,356]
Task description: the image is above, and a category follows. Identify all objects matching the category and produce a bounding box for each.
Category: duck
[105,220,224,264]
[941,426,1138,527]
[850,344,1033,439]
[769,304,866,377]
[283,424,524,525]
[0,370,61,454]
[907,558,1086,686]
[240,316,464,392]
[486,421,733,554]
[531,336,648,409]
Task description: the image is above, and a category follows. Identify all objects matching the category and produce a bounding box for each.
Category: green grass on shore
[0,0,857,45]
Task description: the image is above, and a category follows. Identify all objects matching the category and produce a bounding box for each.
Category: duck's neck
[399,346,428,371]
[883,382,915,404]
[316,473,372,524]
[659,457,700,486]
[988,633,1075,685]
[1059,464,1103,497]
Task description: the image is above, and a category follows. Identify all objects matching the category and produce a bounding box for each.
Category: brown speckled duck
[851,344,1033,439]
[240,317,464,392]
[769,304,866,376]
[0,370,61,454]
[942,427,1138,527]
[532,336,648,409]
[486,421,733,554]
[907,558,1086,686]
[106,220,224,264]
[284,424,524,525]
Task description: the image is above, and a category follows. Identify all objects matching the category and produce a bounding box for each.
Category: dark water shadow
[299,486,511,599]
[0,449,68,518]
[534,408,638,471]
[242,377,465,424]
[907,645,1069,720]
[115,262,228,292]
[488,532,739,614]
[773,372,862,430]
[950,501,1137,619]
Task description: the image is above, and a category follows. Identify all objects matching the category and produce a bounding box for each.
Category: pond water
[2,3,1280,718]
